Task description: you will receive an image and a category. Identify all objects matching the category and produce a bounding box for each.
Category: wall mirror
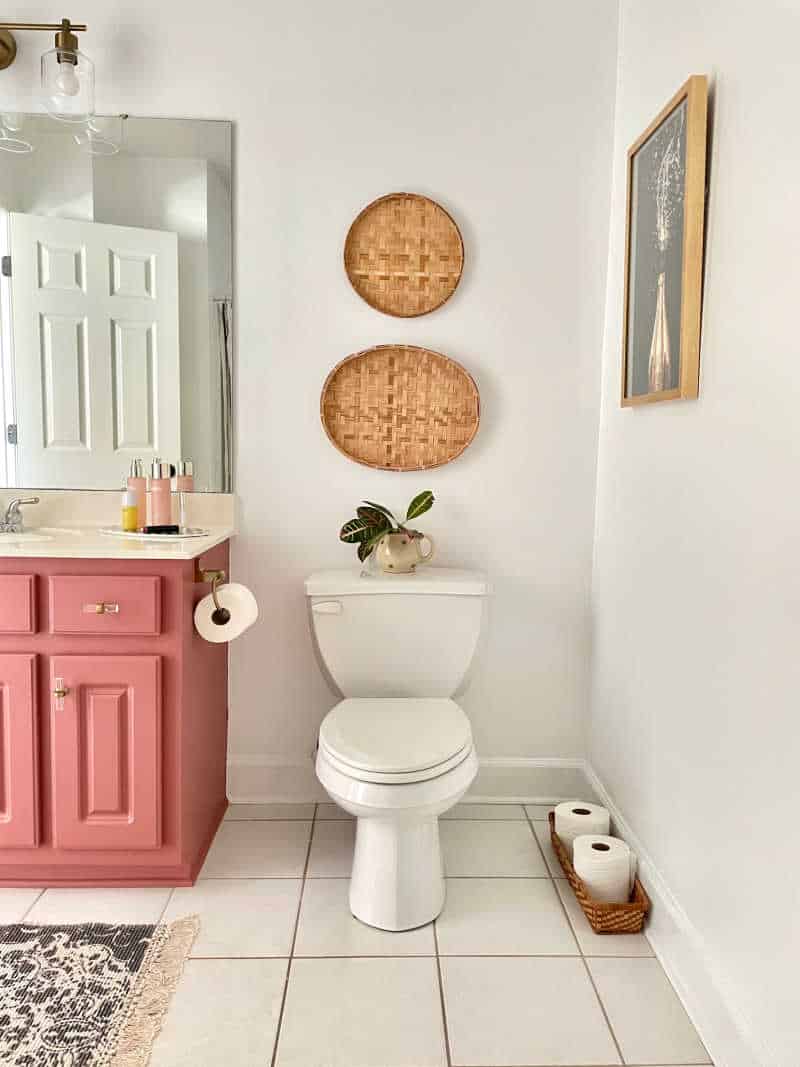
[0,114,233,492]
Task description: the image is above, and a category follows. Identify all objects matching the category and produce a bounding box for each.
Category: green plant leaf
[406,490,434,521]
[357,539,374,562]
[357,527,388,561]
[357,506,390,530]
[363,501,398,528]
[340,517,378,543]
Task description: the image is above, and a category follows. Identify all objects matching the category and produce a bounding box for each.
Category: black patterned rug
[0,916,198,1067]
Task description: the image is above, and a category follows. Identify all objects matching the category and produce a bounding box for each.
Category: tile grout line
[157,886,175,926]
[269,801,318,1067]
[18,888,45,922]
[524,808,626,1066]
[432,914,453,1067]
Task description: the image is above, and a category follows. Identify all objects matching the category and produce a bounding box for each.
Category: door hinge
[6,423,17,445]
[1,255,10,277]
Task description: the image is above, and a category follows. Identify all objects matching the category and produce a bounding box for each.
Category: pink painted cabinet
[0,654,38,849]
[0,545,229,887]
[50,655,162,852]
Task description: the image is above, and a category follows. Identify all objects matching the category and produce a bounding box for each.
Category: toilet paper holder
[195,565,226,588]
[195,566,228,615]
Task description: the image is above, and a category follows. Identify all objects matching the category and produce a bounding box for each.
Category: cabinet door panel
[51,655,161,850]
[0,576,36,633]
[0,654,38,848]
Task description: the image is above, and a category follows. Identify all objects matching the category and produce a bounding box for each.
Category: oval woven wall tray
[344,192,464,317]
[321,344,480,471]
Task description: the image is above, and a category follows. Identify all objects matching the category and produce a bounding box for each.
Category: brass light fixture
[0,19,93,123]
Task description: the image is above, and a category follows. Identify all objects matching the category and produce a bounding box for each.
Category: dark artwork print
[0,922,156,1067]
[626,99,687,397]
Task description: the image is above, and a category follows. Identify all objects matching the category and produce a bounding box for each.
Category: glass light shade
[0,113,34,154]
[74,114,124,156]
[41,46,94,124]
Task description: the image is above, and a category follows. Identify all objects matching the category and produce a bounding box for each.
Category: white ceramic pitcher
[375,531,435,574]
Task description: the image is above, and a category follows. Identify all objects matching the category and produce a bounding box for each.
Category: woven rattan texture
[548,813,651,934]
[344,193,464,317]
[321,345,479,471]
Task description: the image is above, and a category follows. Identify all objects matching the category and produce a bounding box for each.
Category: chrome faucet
[1,497,40,533]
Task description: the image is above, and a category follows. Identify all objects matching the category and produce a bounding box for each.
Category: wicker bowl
[344,192,464,317]
[321,344,480,471]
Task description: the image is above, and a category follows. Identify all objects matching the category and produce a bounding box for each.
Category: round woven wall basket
[321,344,480,471]
[344,193,464,317]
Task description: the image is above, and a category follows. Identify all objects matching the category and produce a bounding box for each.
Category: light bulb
[42,44,95,123]
[54,63,80,97]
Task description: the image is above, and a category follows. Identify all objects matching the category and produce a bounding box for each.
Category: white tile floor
[3,802,713,1067]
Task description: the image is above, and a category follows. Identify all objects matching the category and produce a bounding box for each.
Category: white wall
[12,129,94,220]
[0,1,618,779]
[1,4,618,779]
[590,3,800,1065]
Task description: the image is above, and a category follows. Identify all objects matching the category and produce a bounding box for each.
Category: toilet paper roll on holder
[195,566,231,626]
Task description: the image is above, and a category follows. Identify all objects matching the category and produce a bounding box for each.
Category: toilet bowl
[306,568,488,930]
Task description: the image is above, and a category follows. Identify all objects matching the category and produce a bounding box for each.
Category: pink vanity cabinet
[0,542,230,887]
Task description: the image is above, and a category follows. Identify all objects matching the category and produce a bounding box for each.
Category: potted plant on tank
[340,491,436,573]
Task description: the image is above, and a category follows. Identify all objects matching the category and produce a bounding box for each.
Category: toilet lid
[319,698,472,776]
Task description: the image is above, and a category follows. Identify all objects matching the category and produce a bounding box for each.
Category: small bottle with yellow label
[121,487,139,532]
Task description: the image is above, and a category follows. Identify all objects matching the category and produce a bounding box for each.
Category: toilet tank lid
[305,567,489,597]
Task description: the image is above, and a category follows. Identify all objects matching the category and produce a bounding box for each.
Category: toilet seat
[319,698,472,785]
[319,740,473,784]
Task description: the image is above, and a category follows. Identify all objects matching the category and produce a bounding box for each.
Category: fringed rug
[0,916,198,1067]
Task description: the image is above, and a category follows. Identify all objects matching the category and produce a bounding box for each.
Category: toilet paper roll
[573,835,636,903]
[194,582,258,643]
[554,801,610,858]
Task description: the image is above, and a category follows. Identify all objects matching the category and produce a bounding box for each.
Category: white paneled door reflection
[9,213,179,487]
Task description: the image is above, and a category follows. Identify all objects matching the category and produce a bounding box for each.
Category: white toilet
[306,567,487,931]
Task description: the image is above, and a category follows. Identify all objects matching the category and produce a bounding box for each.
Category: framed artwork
[621,75,708,406]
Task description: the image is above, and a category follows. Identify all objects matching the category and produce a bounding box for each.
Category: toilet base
[350,814,445,931]
[315,744,478,933]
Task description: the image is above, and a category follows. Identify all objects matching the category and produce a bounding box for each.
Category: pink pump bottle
[148,459,174,526]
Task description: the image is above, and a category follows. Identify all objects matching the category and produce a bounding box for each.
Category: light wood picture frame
[621,75,708,406]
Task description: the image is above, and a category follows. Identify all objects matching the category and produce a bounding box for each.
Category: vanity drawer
[0,575,37,634]
[49,576,162,636]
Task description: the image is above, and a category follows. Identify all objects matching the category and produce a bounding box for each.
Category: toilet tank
[305,568,488,698]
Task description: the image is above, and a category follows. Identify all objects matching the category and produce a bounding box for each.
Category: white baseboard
[583,762,764,1067]
[227,756,328,804]
[227,755,592,806]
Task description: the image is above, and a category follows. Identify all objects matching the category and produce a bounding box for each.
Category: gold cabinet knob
[82,602,120,615]
[53,684,69,699]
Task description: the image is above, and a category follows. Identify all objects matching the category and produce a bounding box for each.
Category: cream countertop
[0,490,236,559]
[0,525,235,561]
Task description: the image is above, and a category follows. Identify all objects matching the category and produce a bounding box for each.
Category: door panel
[10,213,180,487]
[50,655,161,850]
[0,654,38,848]
[40,312,89,449]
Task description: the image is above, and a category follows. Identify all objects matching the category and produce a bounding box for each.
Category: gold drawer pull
[53,677,69,710]
[82,602,120,615]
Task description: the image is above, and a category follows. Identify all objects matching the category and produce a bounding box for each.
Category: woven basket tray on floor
[344,192,464,317]
[321,344,480,471]
[548,812,651,934]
